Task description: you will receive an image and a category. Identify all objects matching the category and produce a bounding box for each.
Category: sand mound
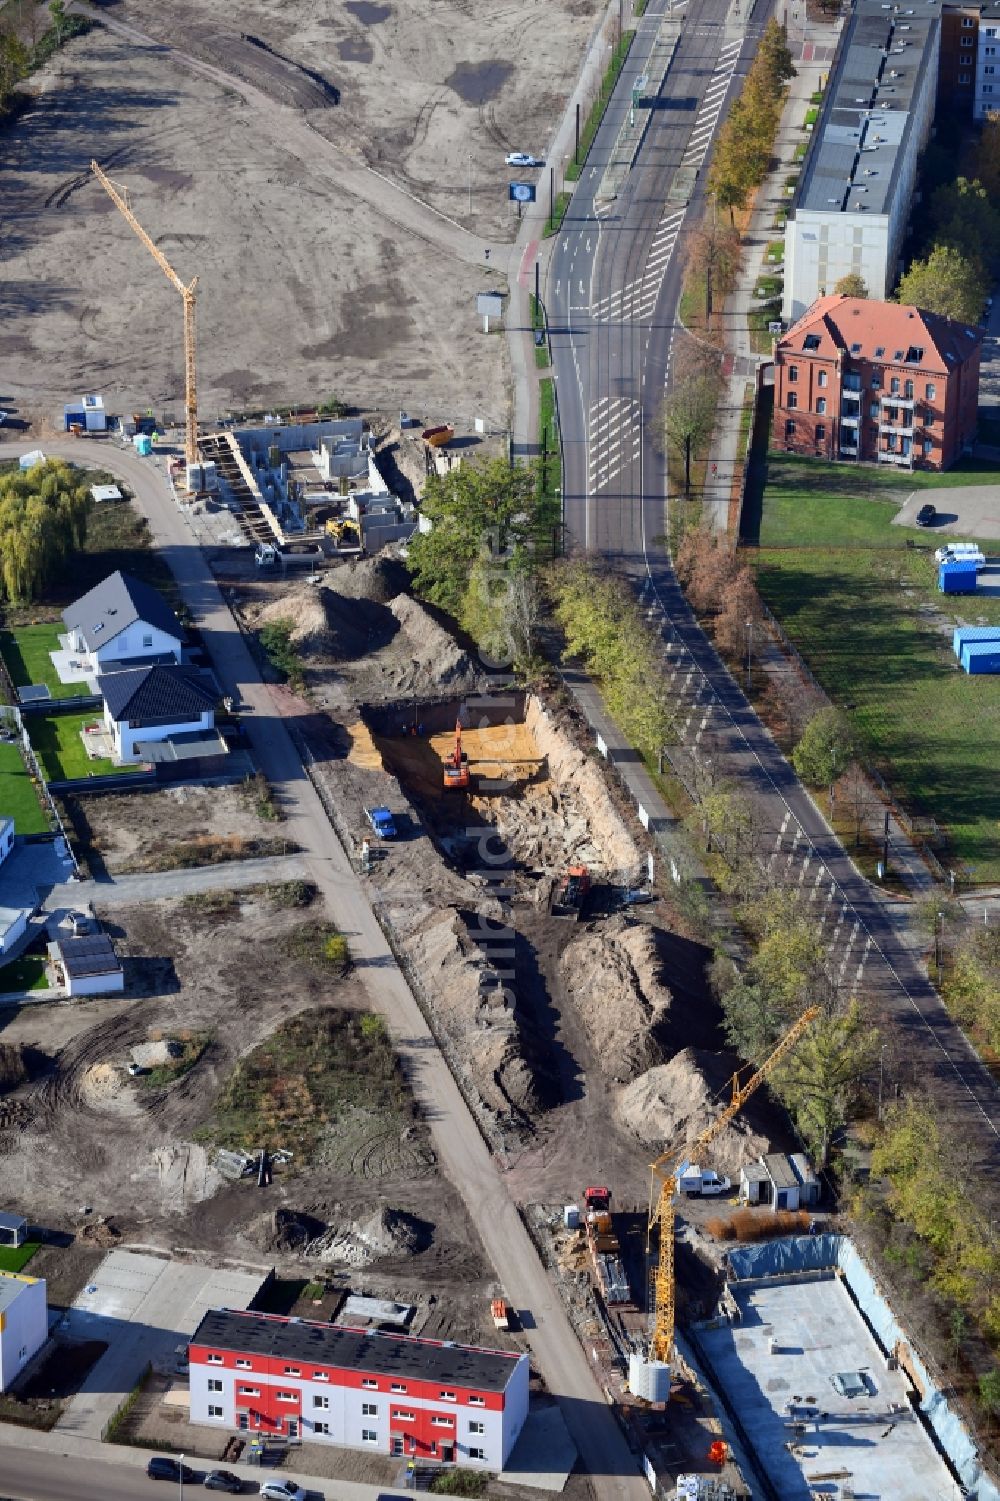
[407,908,550,1123]
[617,1048,772,1170]
[333,554,410,603]
[256,583,397,661]
[307,1206,432,1266]
[387,595,483,694]
[561,919,670,1082]
[132,1039,183,1068]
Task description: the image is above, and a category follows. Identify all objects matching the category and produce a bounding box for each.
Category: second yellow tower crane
[91,160,200,472]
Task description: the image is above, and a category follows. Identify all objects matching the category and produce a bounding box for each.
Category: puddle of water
[344,0,391,22]
[338,38,374,62]
[446,59,514,105]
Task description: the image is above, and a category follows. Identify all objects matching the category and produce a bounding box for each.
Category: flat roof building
[189,1309,529,1470]
[784,0,941,320]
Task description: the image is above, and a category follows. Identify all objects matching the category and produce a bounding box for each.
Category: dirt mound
[560,919,670,1082]
[617,1048,773,1170]
[407,908,551,1126]
[333,554,410,604]
[255,1207,327,1253]
[132,1039,183,1069]
[256,583,397,661]
[525,697,641,875]
[307,1205,433,1266]
[385,595,484,695]
[0,1043,31,1092]
[77,1215,122,1248]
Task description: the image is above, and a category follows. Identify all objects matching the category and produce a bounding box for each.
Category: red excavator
[442,719,470,791]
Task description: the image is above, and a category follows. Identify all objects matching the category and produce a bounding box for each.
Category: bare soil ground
[0,0,601,431]
[70,782,293,875]
[0,889,497,1341]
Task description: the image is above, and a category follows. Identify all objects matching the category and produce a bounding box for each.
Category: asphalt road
[0,440,646,1501]
[545,1,1000,1176]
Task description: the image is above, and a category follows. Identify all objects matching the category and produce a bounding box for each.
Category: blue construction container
[961,641,1000,674]
[939,561,979,595]
[132,433,153,457]
[953,625,1000,657]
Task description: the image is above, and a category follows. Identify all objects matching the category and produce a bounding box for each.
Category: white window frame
[439,1391,457,1402]
[313,1395,330,1410]
[283,1366,301,1377]
[431,1416,455,1427]
[315,1422,330,1436]
[362,1378,378,1390]
[468,1447,486,1461]
[206,1354,223,1365]
[313,1371,330,1382]
[238,1386,260,1397]
[393,1410,415,1422]
[390,1382,407,1394]
[468,1395,485,1407]
[208,1405,225,1419]
[207,1378,223,1393]
[276,1391,297,1403]
[469,1421,485,1435]
[362,1402,378,1416]
[235,1359,252,1370]
[361,1429,378,1444]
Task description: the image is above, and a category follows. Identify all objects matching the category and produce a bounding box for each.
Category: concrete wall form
[720,1235,1000,1501]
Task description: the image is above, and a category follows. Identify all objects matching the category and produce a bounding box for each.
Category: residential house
[95,664,217,765]
[46,933,124,997]
[772,296,981,469]
[60,571,183,678]
[189,1308,529,1469]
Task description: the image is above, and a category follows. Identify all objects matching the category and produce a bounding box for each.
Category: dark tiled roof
[62,571,182,651]
[97,664,217,723]
[191,1309,520,1393]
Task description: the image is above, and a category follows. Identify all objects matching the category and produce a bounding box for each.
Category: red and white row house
[189,1309,529,1471]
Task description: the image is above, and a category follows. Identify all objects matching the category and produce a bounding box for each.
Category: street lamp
[935,910,945,985]
[745,617,753,694]
[468,153,473,218]
[179,1452,185,1501]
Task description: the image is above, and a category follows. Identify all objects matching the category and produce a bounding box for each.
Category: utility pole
[468,153,472,217]
[575,101,581,165]
[549,167,554,234]
[745,617,753,694]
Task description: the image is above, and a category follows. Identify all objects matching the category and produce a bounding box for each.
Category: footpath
[702,9,841,529]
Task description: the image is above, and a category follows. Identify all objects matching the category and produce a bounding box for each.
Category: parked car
[204,1471,244,1493]
[505,152,543,167]
[915,503,937,527]
[148,1457,198,1483]
[258,1482,307,1501]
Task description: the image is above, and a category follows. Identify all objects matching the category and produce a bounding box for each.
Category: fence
[2,705,80,878]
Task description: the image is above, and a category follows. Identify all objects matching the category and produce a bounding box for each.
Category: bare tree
[661,339,723,497]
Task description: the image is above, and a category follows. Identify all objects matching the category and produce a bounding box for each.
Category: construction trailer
[952,624,1000,658]
[938,559,979,594]
[961,641,1000,675]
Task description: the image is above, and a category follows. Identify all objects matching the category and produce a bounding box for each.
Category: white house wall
[91,622,182,670]
[0,1279,47,1391]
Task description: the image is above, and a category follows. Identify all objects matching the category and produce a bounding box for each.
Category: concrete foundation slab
[697,1273,963,1501]
[503,1403,578,1491]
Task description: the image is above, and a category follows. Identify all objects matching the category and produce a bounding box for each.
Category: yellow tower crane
[630,1005,820,1402]
[90,160,200,472]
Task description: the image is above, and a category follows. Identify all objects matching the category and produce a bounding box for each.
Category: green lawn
[27,713,142,782]
[0,1242,40,1274]
[0,742,49,834]
[754,458,1000,880]
[0,955,48,994]
[0,625,79,701]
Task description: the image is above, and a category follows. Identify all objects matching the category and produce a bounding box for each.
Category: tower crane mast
[634,1005,820,1396]
[90,160,200,471]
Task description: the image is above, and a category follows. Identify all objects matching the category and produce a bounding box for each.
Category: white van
[935,542,985,565]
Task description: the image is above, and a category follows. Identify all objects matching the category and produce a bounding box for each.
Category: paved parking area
[892,485,1000,541]
[57,1250,265,1441]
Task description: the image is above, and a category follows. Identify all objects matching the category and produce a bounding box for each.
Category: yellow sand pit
[346,719,384,771]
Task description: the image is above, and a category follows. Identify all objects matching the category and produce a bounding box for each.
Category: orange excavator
[442,719,470,791]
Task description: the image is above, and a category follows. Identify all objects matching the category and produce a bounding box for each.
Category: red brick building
[772,296,982,470]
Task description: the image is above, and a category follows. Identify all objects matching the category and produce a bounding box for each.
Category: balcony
[840,410,861,426]
[881,392,914,406]
[879,418,914,436]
